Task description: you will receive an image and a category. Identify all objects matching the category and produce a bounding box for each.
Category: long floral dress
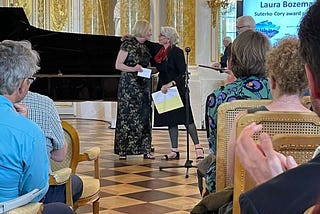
[114,38,152,156]
[205,75,272,193]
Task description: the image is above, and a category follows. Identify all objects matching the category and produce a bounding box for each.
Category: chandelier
[207,0,230,27]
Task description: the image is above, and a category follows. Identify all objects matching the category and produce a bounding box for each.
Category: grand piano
[0,7,122,101]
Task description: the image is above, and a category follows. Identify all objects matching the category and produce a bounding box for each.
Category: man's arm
[47,97,67,162]
[239,154,320,214]
[50,142,67,162]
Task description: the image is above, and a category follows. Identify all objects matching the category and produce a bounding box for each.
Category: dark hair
[298,0,320,87]
[230,30,271,78]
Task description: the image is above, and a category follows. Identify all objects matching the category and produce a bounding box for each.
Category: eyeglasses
[27,76,36,84]
[236,25,250,30]
[159,33,166,38]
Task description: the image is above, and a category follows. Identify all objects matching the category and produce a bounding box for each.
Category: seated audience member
[217,16,256,85]
[235,1,320,213]
[227,36,311,182]
[205,30,272,193]
[0,39,73,214]
[236,15,256,34]
[22,91,83,204]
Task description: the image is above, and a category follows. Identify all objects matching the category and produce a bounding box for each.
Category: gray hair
[223,36,232,43]
[237,16,256,29]
[0,40,40,95]
[161,26,180,45]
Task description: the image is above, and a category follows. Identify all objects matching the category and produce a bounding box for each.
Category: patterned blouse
[206,75,272,155]
[205,75,272,193]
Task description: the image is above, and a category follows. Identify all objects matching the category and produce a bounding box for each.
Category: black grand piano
[0,7,122,101]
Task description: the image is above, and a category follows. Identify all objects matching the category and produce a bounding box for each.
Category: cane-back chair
[50,120,101,214]
[215,99,271,192]
[233,111,320,214]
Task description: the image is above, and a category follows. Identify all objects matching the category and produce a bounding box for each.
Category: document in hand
[137,67,152,78]
[152,86,184,114]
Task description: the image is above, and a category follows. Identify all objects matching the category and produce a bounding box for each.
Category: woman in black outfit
[147,26,204,161]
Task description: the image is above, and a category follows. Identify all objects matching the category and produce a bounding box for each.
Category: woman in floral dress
[114,20,154,160]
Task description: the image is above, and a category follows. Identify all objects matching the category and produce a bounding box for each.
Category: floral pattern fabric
[114,38,152,156]
[205,75,272,193]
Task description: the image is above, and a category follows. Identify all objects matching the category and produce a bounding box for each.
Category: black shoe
[143,153,155,159]
[161,151,180,160]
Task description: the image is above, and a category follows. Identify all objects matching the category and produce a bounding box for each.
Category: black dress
[149,44,195,127]
[114,38,152,156]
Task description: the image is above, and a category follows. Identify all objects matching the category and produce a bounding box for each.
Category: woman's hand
[161,81,176,94]
[134,64,143,72]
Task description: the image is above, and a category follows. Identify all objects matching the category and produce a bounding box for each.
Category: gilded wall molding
[166,0,195,64]
[9,0,32,20]
[82,0,111,35]
[49,0,68,31]
[120,0,150,35]
[36,0,45,28]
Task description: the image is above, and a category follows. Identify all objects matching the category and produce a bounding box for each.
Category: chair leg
[93,199,100,214]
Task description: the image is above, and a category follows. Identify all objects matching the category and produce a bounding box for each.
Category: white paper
[137,67,152,78]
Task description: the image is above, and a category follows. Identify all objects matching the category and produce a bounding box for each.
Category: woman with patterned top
[205,30,272,193]
[114,20,154,160]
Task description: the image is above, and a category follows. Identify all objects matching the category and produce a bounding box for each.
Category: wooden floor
[63,118,208,214]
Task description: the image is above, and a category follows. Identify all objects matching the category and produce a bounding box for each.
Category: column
[119,0,150,35]
[83,0,111,35]
[166,0,195,65]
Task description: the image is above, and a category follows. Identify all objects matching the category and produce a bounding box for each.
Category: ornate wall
[4,0,220,65]
[1,0,228,127]
[119,0,150,35]
[6,0,115,35]
[166,0,195,64]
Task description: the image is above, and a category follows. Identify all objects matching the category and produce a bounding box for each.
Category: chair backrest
[233,111,320,214]
[215,99,271,191]
[50,120,80,173]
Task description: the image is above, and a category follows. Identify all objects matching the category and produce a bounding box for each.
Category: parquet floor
[63,118,208,214]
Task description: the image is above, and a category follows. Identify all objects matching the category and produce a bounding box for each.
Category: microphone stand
[159,47,197,178]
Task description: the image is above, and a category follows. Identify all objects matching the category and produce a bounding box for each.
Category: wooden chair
[5,202,43,214]
[1,189,45,214]
[50,120,101,214]
[233,111,320,214]
[215,99,271,192]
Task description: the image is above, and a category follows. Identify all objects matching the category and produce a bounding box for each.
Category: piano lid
[0,7,122,76]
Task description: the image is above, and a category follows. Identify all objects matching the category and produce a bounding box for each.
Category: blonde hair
[132,20,151,37]
[267,37,308,96]
[160,26,180,45]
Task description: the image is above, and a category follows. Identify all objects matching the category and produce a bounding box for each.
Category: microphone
[185,47,191,53]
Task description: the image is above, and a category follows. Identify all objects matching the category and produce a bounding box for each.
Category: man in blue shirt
[0,40,73,213]
[22,91,83,204]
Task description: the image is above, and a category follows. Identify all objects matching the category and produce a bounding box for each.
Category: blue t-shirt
[0,95,49,202]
